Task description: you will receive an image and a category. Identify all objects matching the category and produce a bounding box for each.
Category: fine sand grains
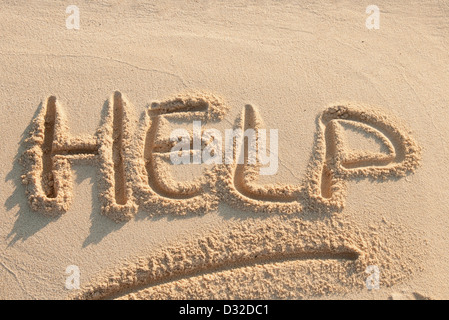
[20,92,422,299]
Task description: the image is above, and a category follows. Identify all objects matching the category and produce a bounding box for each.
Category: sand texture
[1,0,449,299]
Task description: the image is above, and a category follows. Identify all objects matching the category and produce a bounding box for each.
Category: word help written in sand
[21,92,420,222]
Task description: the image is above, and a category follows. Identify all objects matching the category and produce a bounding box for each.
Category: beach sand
[1,0,448,299]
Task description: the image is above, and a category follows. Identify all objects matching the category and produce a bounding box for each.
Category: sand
[1,0,448,300]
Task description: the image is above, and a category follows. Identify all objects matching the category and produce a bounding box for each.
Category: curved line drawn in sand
[71,215,425,300]
[72,216,368,300]
[21,92,421,222]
